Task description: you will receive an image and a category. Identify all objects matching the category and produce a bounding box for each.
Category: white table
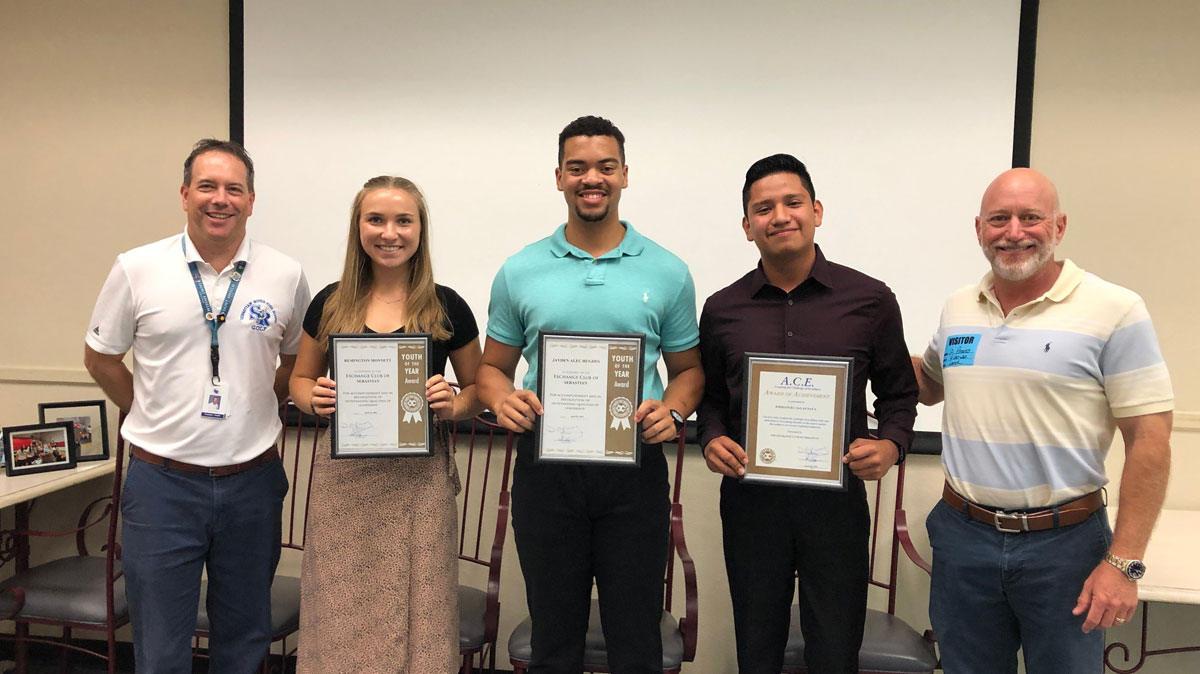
[1104,508,1200,673]
[0,458,117,510]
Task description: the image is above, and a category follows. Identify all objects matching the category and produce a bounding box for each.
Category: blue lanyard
[183,238,246,384]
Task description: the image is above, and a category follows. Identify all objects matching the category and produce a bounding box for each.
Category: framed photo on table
[38,399,110,462]
[327,333,434,458]
[3,421,79,477]
[536,330,645,466]
[741,353,853,491]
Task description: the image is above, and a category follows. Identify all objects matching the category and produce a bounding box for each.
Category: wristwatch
[670,409,685,434]
[1104,552,1147,581]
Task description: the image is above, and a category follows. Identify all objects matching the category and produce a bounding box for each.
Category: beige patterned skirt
[297,422,460,674]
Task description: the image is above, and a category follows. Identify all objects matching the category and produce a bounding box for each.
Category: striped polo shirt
[921,260,1173,508]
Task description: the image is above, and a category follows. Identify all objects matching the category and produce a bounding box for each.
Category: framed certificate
[327,333,433,458]
[536,331,644,466]
[741,353,853,490]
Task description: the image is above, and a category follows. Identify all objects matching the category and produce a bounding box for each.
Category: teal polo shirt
[487,221,700,400]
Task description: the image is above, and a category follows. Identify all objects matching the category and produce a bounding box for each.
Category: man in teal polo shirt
[478,115,704,673]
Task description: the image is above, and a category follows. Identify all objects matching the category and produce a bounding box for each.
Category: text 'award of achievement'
[536,331,645,466]
[327,333,433,458]
[741,353,852,490]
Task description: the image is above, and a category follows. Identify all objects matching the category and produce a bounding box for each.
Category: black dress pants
[721,475,870,674]
[511,435,670,674]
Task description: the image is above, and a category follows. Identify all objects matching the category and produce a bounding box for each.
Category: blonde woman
[290,176,483,673]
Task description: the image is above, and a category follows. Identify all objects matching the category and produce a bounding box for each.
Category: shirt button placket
[785,295,797,343]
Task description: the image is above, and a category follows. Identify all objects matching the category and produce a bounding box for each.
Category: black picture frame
[37,399,110,462]
[535,330,645,467]
[3,421,79,477]
[326,333,434,458]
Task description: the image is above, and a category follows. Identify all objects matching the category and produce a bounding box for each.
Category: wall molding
[0,366,96,386]
[2,366,1197,429]
[1175,411,1200,432]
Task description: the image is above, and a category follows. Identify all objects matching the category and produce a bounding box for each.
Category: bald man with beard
[913,169,1173,674]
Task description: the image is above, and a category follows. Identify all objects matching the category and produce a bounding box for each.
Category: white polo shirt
[86,229,310,466]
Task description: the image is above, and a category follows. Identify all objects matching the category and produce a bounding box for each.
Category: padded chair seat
[459,584,487,650]
[508,600,684,670]
[196,575,300,636]
[784,606,937,673]
[0,556,127,626]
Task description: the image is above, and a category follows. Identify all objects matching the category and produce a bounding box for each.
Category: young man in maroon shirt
[697,153,917,673]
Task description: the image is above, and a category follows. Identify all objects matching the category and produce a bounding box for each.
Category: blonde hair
[316,176,449,347]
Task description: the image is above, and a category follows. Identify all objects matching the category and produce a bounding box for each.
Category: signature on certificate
[550,424,583,443]
[343,420,376,439]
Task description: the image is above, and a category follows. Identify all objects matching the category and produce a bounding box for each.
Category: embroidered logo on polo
[239,299,276,332]
[943,334,981,368]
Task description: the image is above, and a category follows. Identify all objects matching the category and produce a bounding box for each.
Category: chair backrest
[663,424,698,663]
[864,461,931,616]
[663,423,688,610]
[452,415,515,570]
[451,412,515,652]
[276,403,325,553]
[101,414,128,616]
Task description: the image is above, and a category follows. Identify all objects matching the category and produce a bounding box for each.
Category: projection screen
[243,0,1026,432]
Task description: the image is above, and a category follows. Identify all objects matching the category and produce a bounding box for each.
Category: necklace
[373,294,406,304]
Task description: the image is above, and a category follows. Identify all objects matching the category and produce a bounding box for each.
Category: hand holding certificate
[741,353,853,490]
[536,331,645,466]
[327,333,433,458]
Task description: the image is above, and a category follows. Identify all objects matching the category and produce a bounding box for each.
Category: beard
[983,238,1057,281]
[574,204,610,223]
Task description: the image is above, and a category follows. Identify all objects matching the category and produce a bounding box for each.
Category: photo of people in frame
[37,400,110,462]
[2,421,79,477]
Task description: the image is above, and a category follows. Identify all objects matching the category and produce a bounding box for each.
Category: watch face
[1128,560,1147,580]
[670,410,684,426]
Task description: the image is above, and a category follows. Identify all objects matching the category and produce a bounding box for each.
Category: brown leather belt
[942,482,1104,533]
[132,446,279,477]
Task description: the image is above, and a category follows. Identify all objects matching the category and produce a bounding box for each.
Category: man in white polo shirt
[84,139,310,674]
[913,168,1173,674]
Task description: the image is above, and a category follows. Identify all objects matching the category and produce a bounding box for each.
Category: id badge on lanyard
[185,238,246,420]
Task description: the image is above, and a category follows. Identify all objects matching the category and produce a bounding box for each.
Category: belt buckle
[208,466,220,477]
[994,510,1029,533]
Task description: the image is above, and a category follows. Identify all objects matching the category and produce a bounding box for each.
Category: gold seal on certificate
[741,353,853,490]
[327,333,433,458]
[536,331,645,466]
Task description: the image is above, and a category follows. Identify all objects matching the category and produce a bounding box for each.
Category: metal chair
[0,417,129,674]
[507,425,699,673]
[453,414,516,674]
[193,402,321,672]
[781,460,939,673]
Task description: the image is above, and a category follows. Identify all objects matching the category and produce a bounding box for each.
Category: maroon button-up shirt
[697,246,917,460]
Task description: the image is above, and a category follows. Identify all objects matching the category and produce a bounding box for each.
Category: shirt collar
[548,220,646,260]
[976,258,1084,306]
[181,226,252,270]
[747,244,834,297]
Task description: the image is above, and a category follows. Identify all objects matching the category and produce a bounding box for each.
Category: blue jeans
[121,454,288,674]
[927,499,1112,674]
